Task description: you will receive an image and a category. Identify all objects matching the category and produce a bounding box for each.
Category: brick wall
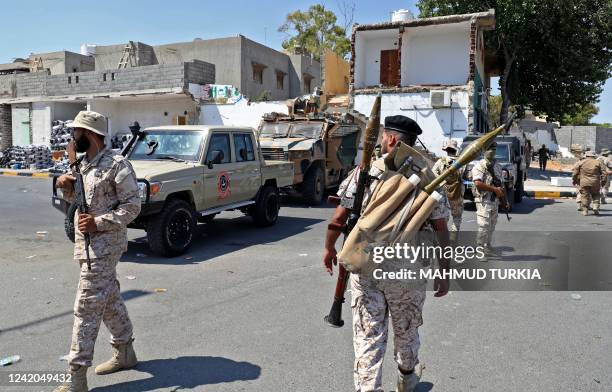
[0,104,11,149]
[0,60,215,100]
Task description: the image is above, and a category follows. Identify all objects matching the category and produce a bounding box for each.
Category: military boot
[95,339,137,375]
[580,208,588,216]
[53,365,88,392]
[593,208,600,215]
[396,363,424,392]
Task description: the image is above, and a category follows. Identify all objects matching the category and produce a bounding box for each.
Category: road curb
[0,170,54,179]
[524,190,576,198]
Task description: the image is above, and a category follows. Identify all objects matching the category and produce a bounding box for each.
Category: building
[349,9,497,156]
[0,35,322,148]
[555,126,612,154]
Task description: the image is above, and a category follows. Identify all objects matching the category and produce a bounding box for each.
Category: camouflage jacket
[471,158,503,203]
[573,158,607,188]
[432,156,464,201]
[63,148,141,259]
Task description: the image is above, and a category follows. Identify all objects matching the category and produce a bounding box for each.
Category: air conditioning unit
[430,90,451,108]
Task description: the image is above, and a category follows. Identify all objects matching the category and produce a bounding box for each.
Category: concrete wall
[354,29,399,89]
[89,96,198,138]
[241,38,292,101]
[200,99,288,128]
[555,126,612,153]
[402,23,470,85]
[31,102,51,145]
[323,49,349,95]
[0,61,214,101]
[27,51,94,75]
[288,53,322,97]
[0,104,11,149]
[354,90,470,156]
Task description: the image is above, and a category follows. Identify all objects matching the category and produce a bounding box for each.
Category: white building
[350,9,497,156]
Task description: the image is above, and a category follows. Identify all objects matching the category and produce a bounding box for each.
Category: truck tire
[302,165,324,205]
[514,172,524,203]
[146,199,196,257]
[65,203,77,243]
[252,186,280,226]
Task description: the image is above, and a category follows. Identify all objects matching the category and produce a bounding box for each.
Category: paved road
[1,176,611,392]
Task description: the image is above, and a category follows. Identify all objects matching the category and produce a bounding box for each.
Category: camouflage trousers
[601,176,610,203]
[350,273,425,392]
[448,198,464,232]
[68,254,133,367]
[476,201,498,249]
[579,185,601,211]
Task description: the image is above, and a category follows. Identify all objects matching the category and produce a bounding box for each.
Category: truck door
[232,132,261,201]
[203,132,239,208]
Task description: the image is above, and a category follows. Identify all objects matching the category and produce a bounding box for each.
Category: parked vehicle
[52,126,294,256]
[461,135,527,208]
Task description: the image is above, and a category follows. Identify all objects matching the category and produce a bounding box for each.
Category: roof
[353,9,495,32]
[0,62,30,72]
[144,125,254,132]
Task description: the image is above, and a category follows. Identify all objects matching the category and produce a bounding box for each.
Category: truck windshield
[495,144,511,163]
[291,123,323,138]
[130,131,204,161]
[260,123,290,138]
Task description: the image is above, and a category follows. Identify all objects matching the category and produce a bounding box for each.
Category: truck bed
[261,160,294,188]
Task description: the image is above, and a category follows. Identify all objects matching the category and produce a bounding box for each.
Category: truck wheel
[65,203,77,243]
[302,165,324,205]
[252,186,280,226]
[147,199,196,257]
[514,173,524,203]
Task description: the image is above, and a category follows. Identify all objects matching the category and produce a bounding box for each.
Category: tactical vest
[439,157,462,201]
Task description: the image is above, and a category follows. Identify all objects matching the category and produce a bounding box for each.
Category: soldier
[472,143,507,257]
[54,111,141,392]
[573,150,608,215]
[323,115,450,392]
[433,139,464,237]
[597,148,611,204]
[538,144,549,172]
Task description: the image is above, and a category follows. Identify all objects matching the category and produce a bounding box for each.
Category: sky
[1,0,610,123]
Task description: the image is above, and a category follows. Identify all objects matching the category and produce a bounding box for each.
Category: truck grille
[262,148,286,161]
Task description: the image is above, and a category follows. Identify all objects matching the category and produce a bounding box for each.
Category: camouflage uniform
[338,158,449,392]
[471,159,502,249]
[62,148,141,367]
[572,155,607,213]
[432,156,464,231]
[597,155,611,203]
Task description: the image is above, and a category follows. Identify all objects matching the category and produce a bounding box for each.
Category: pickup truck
[52,125,294,256]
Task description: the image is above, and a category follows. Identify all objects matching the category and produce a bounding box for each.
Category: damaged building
[350,9,497,156]
[0,35,321,148]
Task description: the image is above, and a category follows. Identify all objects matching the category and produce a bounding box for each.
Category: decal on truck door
[217,171,231,199]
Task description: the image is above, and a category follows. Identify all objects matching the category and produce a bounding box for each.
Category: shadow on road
[0,290,150,335]
[123,215,324,265]
[91,356,261,392]
[464,198,556,214]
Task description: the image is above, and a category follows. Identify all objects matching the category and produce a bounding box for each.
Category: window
[68,76,71,84]
[206,133,231,164]
[252,63,266,84]
[276,70,285,90]
[233,133,255,162]
[129,130,204,162]
[75,76,79,84]
[103,73,107,81]
[111,73,115,81]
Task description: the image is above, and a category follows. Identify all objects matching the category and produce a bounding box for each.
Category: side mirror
[206,150,224,169]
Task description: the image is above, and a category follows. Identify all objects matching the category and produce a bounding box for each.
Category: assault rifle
[69,155,91,270]
[488,164,511,221]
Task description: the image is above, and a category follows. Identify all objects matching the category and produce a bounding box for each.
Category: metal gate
[11,105,31,146]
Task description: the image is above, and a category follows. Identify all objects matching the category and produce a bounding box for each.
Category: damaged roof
[353,9,495,32]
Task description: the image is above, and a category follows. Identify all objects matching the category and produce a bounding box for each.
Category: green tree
[561,103,599,125]
[417,0,612,124]
[488,95,503,128]
[279,4,351,61]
